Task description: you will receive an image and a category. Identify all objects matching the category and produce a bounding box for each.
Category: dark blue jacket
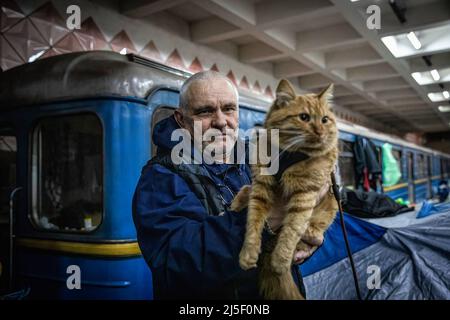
[132,115,304,299]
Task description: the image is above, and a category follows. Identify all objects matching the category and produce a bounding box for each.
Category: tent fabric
[302,209,450,300]
[300,213,386,277]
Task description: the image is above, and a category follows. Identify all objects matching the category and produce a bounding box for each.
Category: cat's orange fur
[231,79,339,300]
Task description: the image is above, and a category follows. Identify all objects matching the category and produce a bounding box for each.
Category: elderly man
[132,71,319,300]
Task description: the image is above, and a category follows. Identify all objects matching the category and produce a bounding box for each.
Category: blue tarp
[302,205,450,300]
[301,213,386,277]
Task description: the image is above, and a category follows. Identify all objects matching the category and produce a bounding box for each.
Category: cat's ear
[275,79,296,107]
[318,83,334,104]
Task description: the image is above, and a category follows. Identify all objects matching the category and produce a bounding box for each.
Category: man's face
[175,78,239,160]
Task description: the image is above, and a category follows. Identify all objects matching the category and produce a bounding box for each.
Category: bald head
[179,71,238,111]
[174,70,240,163]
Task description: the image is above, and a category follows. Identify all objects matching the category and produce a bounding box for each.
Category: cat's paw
[302,229,324,247]
[239,244,260,270]
[230,185,252,212]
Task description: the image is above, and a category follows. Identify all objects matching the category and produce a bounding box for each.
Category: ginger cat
[231,79,338,300]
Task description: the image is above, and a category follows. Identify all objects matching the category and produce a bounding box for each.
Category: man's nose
[212,110,227,130]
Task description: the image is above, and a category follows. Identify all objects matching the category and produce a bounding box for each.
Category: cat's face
[265,79,338,154]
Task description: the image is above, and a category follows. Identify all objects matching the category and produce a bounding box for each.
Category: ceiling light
[438,106,450,112]
[381,36,399,57]
[407,31,422,50]
[428,92,443,102]
[430,69,440,81]
[411,72,422,84]
[444,91,450,99]
[119,48,127,55]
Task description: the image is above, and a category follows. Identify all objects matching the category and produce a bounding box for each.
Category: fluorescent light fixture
[407,31,422,50]
[119,48,127,55]
[428,92,444,102]
[444,91,450,99]
[381,36,399,57]
[411,72,422,84]
[350,0,360,2]
[438,106,450,112]
[430,69,440,81]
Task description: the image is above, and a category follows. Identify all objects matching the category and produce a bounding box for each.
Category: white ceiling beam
[296,23,365,53]
[363,77,410,92]
[380,1,450,37]
[190,17,245,44]
[121,0,186,18]
[239,42,287,63]
[334,85,354,97]
[298,73,332,90]
[346,63,398,82]
[255,0,337,29]
[193,0,408,132]
[335,95,368,105]
[409,53,450,73]
[325,45,384,69]
[384,97,426,106]
[273,60,313,78]
[376,88,418,101]
[330,0,435,133]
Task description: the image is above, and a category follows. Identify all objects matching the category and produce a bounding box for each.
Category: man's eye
[223,107,235,113]
[198,110,213,115]
[299,113,310,122]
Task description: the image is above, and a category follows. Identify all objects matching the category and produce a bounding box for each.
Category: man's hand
[293,234,324,265]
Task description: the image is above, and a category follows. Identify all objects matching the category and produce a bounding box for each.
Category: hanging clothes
[353,136,382,192]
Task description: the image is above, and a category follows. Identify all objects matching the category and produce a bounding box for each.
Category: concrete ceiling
[120,0,450,134]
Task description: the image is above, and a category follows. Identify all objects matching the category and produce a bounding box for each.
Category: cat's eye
[299,113,310,122]
[322,116,329,124]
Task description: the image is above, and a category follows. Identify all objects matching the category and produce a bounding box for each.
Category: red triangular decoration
[188,57,203,73]
[264,85,274,98]
[253,80,261,93]
[139,40,162,62]
[226,70,237,86]
[239,76,250,90]
[210,63,219,72]
[165,49,186,70]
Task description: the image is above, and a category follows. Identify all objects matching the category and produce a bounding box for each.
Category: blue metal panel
[385,187,409,202]
[415,182,428,203]
[16,249,152,299]
[11,99,152,241]
[239,106,266,131]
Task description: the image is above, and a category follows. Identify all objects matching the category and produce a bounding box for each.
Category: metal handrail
[8,187,22,290]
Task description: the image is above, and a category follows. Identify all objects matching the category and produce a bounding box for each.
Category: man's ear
[275,79,296,108]
[318,83,334,104]
[174,109,184,128]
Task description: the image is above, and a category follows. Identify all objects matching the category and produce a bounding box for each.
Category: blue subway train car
[0,51,449,299]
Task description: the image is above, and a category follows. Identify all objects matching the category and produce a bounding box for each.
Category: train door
[0,125,21,294]
[407,152,415,204]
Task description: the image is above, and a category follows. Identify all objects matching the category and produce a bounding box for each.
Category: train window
[417,154,427,179]
[0,128,16,223]
[391,149,404,182]
[31,114,103,232]
[338,140,355,189]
